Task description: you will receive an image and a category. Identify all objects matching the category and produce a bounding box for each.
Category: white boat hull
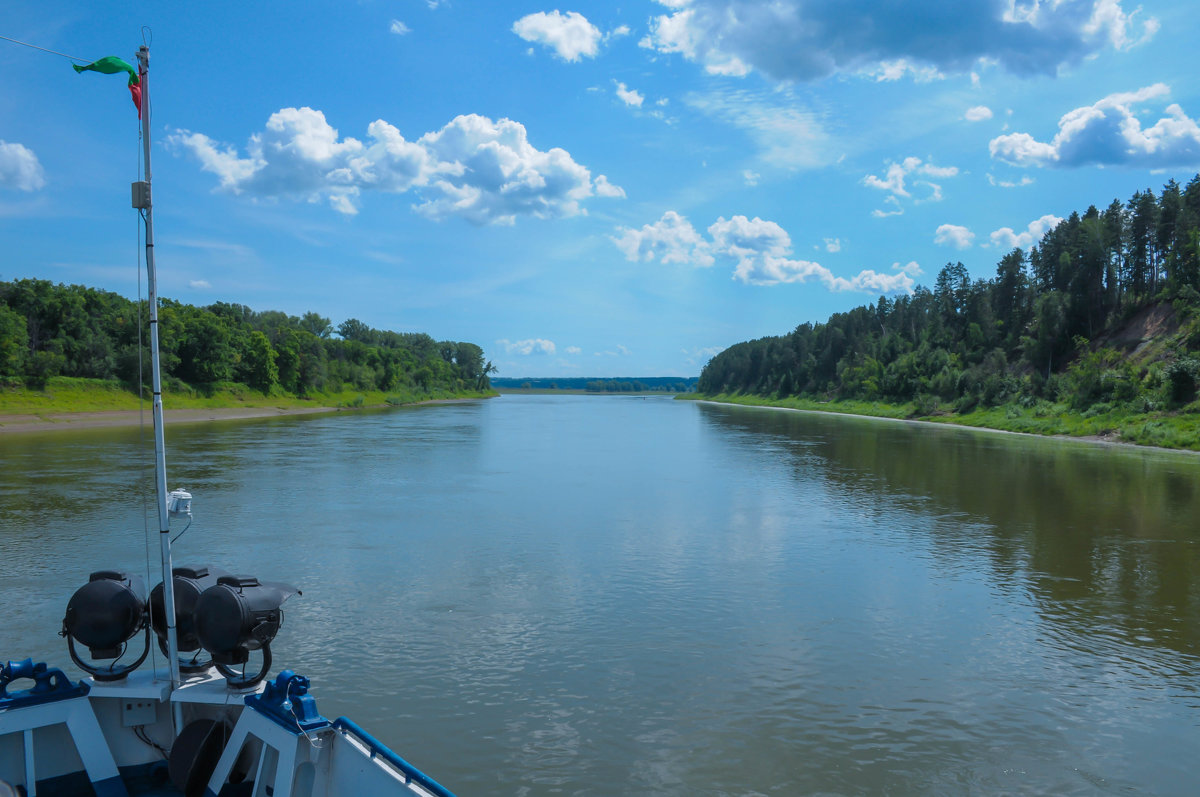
[0,665,454,796]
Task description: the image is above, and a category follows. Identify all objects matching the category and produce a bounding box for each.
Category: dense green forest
[699,176,1200,417]
[492,377,698,392]
[0,279,493,398]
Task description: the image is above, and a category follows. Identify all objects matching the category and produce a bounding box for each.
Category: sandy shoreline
[692,399,1200,456]
[0,397,492,434]
[0,405,343,434]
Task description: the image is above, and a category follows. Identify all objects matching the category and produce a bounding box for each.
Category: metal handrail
[331,717,456,797]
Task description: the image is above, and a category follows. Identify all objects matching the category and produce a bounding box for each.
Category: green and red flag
[73,56,141,117]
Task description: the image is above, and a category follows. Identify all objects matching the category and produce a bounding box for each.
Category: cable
[171,518,193,545]
[292,694,329,751]
[133,724,169,758]
[0,34,88,62]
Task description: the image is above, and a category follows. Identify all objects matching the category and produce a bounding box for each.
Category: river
[3,394,1199,795]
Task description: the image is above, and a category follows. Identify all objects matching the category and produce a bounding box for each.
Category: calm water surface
[3,395,1200,795]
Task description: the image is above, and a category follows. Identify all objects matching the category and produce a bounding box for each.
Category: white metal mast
[134,44,183,728]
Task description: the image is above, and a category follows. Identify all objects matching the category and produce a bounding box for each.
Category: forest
[698,175,1200,417]
[0,280,494,398]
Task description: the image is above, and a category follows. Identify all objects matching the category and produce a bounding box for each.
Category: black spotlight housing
[149,566,229,673]
[61,570,150,681]
[194,575,299,688]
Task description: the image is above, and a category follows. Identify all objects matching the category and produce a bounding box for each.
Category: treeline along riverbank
[0,279,495,409]
[698,175,1200,450]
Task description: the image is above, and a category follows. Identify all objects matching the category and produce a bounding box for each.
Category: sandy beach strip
[691,399,1200,455]
[0,405,342,434]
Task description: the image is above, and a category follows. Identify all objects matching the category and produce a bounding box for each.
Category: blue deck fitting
[0,659,88,710]
[244,669,330,733]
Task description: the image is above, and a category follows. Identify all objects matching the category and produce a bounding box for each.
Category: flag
[73,56,142,117]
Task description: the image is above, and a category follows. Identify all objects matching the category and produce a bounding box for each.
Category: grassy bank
[0,376,495,415]
[682,393,1200,452]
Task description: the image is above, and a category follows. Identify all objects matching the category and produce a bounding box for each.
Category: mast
[134,44,183,724]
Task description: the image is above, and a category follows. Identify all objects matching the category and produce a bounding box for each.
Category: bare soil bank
[693,399,1200,457]
[0,397,491,435]
[0,406,341,434]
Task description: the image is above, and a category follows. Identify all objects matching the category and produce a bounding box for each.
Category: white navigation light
[168,488,193,519]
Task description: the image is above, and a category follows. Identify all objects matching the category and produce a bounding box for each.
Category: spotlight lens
[195,581,249,656]
[150,566,228,652]
[63,571,146,655]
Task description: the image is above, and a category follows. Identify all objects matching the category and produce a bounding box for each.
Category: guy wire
[0,33,87,62]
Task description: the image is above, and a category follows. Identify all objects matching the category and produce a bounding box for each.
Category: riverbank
[0,405,344,433]
[0,396,499,434]
[682,393,1200,453]
[0,377,497,434]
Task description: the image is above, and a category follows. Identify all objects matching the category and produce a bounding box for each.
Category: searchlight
[149,566,229,673]
[61,571,150,681]
[194,575,299,688]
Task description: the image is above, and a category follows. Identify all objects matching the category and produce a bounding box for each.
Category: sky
[2,1,1199,378]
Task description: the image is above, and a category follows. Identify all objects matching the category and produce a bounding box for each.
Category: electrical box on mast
[131,181,150,209]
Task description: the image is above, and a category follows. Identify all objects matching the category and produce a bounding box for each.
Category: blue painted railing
[331,717,456,797]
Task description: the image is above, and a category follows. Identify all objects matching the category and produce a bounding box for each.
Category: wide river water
[3,394,1200,795]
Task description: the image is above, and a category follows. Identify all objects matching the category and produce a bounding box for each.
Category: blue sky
[2,1,1198,378]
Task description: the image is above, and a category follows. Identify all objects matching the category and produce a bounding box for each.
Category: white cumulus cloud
[987,174,1035,188]
[864,59,944,83]
[872,196,904,219]
[709,215,791,257]
[683,345,726,366]
[0,140,46,192]
[169,108,622,224]
[498,338,557,356]
[934,224,975,249]
[612,211,715,266]
[513,10,602,61]
[990,84,1200,168]
[1084,0,1160,48]
[615,81,645,107]
[965,105,994,122]
[863,156,958,215]
[639,0,1157,83]
[389,20,411,35]
[989,214,1063,249]
[614,211,918,293]
[593,174,626,199]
